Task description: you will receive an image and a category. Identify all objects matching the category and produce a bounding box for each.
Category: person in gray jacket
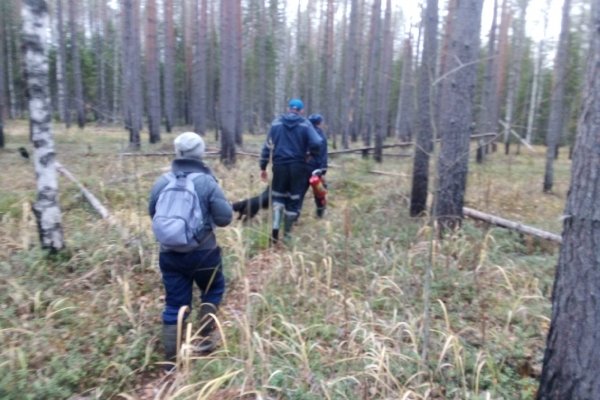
[149,132,232,367]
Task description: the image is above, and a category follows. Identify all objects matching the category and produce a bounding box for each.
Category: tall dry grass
[0,121,568,399]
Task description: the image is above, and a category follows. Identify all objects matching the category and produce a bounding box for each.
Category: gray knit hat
[174,132,205,159]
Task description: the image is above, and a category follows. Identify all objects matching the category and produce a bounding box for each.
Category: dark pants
[271,162,307,217]
[159,247,225,325]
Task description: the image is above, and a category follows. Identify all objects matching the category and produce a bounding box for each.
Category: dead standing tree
[22,0,64,251]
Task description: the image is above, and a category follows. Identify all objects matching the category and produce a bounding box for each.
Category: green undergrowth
[0,121,567,399]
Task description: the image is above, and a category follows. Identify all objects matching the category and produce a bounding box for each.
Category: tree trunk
[68,0,85,128]
[341,0,361,148]
[145,0,161,143]
[434,0,483,229]
[503,1,528,155]
[219,0,237,164]
[22,0,65,252]
[410,0,438,217]
[362,0,382,154]
[479,0,499,158]
[543,0,571,192]
[395,38,414,143]
[191,0,206,136]
[94,0,108,124]
[55,0,70,126]
[374,0,393,163]
[121,0,142,149]
[6,1,21,119]
[525,1,550,144]
[162,0,175,132]
[537,3,600,396]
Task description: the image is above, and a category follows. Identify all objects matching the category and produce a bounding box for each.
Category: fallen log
[55,162,130,240]
[463,206,562,244]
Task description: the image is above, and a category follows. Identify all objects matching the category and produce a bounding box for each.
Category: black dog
[18,147,30,159]
[232,187,270,221]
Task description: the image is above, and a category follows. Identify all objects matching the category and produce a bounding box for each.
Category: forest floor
[0,121,569,399]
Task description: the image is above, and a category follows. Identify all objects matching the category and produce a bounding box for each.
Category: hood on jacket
[281,112,304,129]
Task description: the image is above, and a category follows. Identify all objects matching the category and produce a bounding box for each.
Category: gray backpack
[152,172,204,247]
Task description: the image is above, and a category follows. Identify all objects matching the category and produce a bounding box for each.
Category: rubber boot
[194,303,218,354]
[283,214,297,242]
[316,207,325,218]
[270,229,280,246]
[271,203,284,246]
[162,324,179,370]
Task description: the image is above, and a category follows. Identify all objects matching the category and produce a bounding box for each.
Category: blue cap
[308,113,323,125]
[288,98,304,111]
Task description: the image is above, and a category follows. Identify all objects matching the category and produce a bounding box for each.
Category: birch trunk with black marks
[22,0,64,251]
[537,2,600,397]
[434,0,483,229]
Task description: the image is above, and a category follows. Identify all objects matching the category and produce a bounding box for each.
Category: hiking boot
[316,207,325,218]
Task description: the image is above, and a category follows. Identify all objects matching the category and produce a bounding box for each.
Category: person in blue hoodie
[259,98,322,243]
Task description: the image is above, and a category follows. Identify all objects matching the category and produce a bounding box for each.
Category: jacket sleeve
[208,183,233,227]
[321,135,328,170]
[307,125,323,157]
[259,139,271,170]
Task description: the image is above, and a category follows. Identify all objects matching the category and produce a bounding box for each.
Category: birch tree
[537,2,600,396]
[22,0,64,251]
[434,0,483,228]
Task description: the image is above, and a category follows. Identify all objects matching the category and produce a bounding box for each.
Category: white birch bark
[22,0,64,251]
